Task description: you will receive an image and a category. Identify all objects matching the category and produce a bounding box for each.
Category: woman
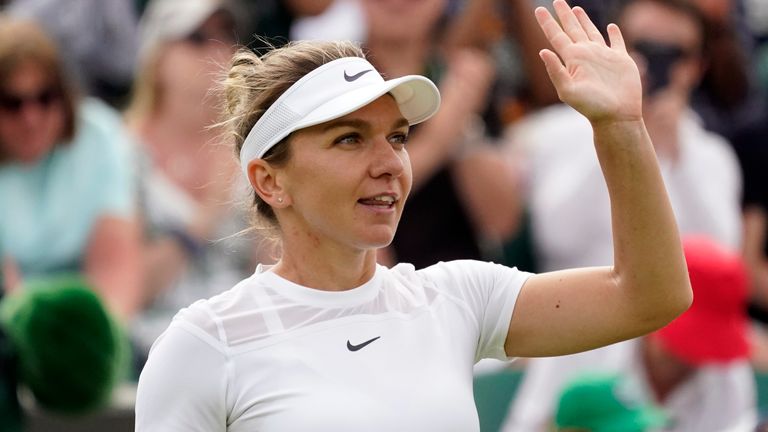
[135,2,692,430]
[0,16,142,320]
[124,0,255,363]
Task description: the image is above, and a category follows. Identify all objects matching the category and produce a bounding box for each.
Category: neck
[273,232,379,292]
[366,38,431,78]
[157,89,218,131]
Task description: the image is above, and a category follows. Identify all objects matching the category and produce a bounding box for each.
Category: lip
[357,192,399,213]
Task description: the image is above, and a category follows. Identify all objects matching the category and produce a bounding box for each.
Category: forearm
[85,217,144,321]
[452,148,522,240]
[593,119,691,322]
[407,112,466,191]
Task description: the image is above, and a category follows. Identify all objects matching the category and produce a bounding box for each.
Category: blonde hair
[124,46,164,130]
[219,40,366,232]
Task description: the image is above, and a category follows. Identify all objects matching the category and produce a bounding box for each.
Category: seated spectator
[503,236,756,431]
[6,0,141,107]
[502,0,742,271]
[0,15,142,320]
[125,0,262,361]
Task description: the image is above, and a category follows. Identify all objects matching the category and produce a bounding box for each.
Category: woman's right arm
[136,325,227,432]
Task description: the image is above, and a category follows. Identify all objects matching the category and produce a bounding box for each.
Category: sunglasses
[185,29,236,46]
[0,88,60,113]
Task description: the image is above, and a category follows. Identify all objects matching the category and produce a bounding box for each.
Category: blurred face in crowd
[363,0,447,44]
[155,10,236,122]
[620,0,704,98]
[0,60,65,163]
[274,95,412,252]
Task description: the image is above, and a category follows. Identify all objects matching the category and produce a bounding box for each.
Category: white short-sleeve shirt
[135,260,531,432]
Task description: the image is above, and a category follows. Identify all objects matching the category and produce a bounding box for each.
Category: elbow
[642,277,693,333]
[667,279,693,322]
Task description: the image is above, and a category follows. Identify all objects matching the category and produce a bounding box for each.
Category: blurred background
[0,0,767,430]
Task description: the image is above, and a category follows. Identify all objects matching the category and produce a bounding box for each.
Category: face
[155,11,236,119]
[620,1,703,97]
[363,0,447,44]
[0,60,65,163]
[276,95,412,253]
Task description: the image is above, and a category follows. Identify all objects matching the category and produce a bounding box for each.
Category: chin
[358,228,397,249]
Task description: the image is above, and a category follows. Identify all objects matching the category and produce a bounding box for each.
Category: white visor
[239,57,441,175]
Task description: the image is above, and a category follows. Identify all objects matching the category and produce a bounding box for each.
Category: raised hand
[535,0,642,124]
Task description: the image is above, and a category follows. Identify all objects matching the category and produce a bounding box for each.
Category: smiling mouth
[358,195,398,209]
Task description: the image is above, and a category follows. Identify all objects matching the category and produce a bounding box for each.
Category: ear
[247,159,289,208]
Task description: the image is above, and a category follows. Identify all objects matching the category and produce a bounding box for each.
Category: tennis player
[135,1,692,430]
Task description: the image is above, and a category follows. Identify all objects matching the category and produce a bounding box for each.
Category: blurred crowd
[0,0,767,430]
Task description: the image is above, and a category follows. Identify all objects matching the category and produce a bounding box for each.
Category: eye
[333,133,362,146]
[389,132,409,147]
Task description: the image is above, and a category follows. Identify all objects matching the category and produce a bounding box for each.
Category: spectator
[503,236,756,431]
[6,0,141,107]
[502,0,742,273]
[0,15,142,320]
[125,0,259,361]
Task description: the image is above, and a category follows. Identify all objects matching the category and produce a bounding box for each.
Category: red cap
[652,236,750,365]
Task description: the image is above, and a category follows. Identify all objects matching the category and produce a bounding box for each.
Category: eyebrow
[321,117,410,132]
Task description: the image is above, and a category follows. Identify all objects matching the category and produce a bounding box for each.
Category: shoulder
[390,260,532,304]
[76,98,126,136]
[72,98,134,156]
[414,260,529,286]
[163,276,260,351]
[509,105,589,144]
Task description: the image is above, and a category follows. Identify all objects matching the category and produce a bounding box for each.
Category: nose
[18,103,47,126]
[369,136,405,179]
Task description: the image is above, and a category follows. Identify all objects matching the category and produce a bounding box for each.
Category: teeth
[372,195,395,204]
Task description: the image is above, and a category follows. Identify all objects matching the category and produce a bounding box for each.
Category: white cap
[138,0,232,58]
[240,57,441,176]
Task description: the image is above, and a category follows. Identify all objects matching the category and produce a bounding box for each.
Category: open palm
[536,0,642,124]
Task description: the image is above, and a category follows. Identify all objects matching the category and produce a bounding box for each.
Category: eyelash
[333,132,409,146]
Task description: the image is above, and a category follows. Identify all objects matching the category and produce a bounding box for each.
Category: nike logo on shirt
[344,69,373,82]
[347,336,380,351]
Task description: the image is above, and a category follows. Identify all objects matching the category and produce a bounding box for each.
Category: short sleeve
[135,323,228,432]
[419,260,533,362]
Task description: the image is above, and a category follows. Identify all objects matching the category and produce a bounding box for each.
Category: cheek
[158,47,214,91]
[400,152,413,199]
[0,118,15,150]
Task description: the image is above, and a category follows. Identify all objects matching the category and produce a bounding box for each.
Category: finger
[535,6,573,52]
[607,23,626,52]
[553,0,589,43]
[573,6,605,44]
[539,49,570,93]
